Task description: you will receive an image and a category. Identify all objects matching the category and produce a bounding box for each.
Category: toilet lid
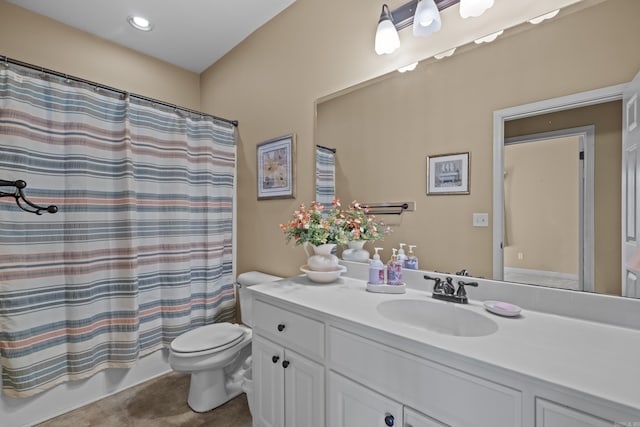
[171,323,245,353]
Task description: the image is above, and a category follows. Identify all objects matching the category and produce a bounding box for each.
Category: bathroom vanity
[249,271,640,427]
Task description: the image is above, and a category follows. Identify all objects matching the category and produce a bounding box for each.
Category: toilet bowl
[169,271,281,413]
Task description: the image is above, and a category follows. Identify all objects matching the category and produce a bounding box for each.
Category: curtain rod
[1,55,239,127]
[316,144,337,153]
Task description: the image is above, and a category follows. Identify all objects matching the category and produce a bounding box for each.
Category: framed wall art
[426,152,470,195]
[257,133,296,200]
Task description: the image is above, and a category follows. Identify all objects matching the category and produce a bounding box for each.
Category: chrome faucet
[424,275,478,304]
[455,268,470,277]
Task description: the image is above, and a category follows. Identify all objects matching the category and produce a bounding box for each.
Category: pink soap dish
[483,300,522,317]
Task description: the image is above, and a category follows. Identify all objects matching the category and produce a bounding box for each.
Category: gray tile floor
[36,372,253,427]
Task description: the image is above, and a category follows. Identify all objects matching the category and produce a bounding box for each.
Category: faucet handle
[456,280,479,298]
[423,275,440,283]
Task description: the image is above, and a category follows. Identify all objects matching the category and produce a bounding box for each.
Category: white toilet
[169,271,281,413]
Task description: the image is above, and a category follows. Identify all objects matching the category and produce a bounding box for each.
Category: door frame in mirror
[492,83,626,288]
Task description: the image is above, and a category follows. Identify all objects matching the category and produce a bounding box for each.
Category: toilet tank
[237,271,282,327]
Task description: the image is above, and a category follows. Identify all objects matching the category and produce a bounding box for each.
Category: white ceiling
[7,0,296,73]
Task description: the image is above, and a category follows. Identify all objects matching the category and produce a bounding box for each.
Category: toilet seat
[171,323,246,354]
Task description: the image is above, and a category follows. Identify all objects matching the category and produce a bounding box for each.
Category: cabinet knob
[271,355,280,364]
[384,414,395,426]
[277,323,286,332]
[282,360,290,368]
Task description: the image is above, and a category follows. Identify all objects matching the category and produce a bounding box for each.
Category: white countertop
[250,275,640,412]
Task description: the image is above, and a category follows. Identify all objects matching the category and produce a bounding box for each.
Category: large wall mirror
[315,0,640,298]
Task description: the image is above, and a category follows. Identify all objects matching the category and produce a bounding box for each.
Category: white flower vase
[305,243,340,271]
[342,240,370,263]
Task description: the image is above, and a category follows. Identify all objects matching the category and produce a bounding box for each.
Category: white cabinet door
[329,371,403,427]
[253,335,284,427]
[404,407,449,427]
[536,399,613,427]
[253,334,325,427]
[284,348,325,427]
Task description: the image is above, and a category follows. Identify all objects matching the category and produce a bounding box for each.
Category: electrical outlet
[472,213,489,227]
[517,252,524,260]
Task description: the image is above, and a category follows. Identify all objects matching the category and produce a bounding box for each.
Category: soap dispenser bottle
[397,243,408,266]
[368,247,385,284]
[405,245,419,270]
[386,248,403,285]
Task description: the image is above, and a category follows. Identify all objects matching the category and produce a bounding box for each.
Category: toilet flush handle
[277,323,286,332]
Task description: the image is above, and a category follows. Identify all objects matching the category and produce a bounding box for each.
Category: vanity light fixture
[433,47,456,59]
[374,0,495,55]
[474,29,503,44]
[397,62,418,73]
[127,15,153,31]
[412,0,441,37]
[528,9,560,25]
[459,0,494,19]
[375,4,401,55]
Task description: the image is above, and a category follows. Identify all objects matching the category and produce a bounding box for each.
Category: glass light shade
[412,0,441,37]
[375,10,400,55]
[459,0,494,19]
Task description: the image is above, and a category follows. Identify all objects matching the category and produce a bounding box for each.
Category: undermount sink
[376,299,498,337]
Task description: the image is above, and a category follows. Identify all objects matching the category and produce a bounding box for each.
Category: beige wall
[504,137,579,276]
[505,101,623,295]
[200,0,592,278]
[0,1,201,109]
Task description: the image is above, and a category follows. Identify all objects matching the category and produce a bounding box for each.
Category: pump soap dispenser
[366,247,406,294]
[397,243,408,266]
[386,248,403,285]
[405,245,419,270]
[368,247,385,285]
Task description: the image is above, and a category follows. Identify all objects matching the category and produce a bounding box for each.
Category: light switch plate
[473,213,489,227]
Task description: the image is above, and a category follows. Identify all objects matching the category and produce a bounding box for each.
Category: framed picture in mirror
[426,152,470,195]
[257,133,296,200]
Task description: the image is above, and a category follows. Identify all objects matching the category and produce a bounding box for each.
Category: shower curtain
[0,65,236,397]
[315,145,336,207]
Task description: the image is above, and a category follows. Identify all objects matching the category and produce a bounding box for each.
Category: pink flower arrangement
[279,199,347,246]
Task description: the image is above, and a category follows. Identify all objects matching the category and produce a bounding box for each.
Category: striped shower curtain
[315,145,336,206]
[0,65,236,397]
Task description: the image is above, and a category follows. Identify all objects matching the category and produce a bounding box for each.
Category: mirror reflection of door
[500,100,622,296]
[503,134,587,291]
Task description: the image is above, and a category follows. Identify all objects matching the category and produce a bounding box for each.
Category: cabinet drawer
[253,300,324,359]
[535,398,613,427]
[329,327,521,427]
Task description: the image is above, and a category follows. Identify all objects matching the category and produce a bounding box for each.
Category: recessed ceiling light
[127,15,153,31]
